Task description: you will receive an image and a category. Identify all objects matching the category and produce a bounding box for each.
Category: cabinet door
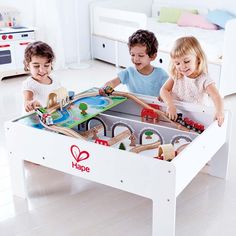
[14,39,35,70]
[117,42,132,68]
[153,51,170,71]
[0,42,16,71]
[92,35,116,64]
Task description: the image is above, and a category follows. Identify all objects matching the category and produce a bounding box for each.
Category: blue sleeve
[118,68,130,85]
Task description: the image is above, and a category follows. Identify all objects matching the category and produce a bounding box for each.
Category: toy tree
[119,142,126,150]
[79,102,88,115]
[145,130,153,139]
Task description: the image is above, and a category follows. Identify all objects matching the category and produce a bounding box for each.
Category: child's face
[130,44,155,73]
[28,56,52,82]
[173,54,198,78]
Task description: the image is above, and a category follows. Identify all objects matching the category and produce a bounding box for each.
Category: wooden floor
[1,60,236,236]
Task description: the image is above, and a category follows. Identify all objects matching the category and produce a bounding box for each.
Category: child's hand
[215,111,224,127]
[24,100,42,112]
[157,96,163,102]
[166,105,177,121]
[99,85,114,96]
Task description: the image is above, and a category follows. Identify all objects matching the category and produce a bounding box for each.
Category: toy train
[99,85,114,96]
[35,107,54,126]
[176,113,205,134]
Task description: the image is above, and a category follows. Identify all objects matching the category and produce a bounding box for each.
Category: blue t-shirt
[118,67,168,96]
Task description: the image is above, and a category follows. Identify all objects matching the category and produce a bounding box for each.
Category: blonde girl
[160,36,224,126]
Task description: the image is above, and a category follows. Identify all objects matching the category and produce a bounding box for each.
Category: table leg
[9,157,27,198]
[208,142,229,179]
[152,197,176,236]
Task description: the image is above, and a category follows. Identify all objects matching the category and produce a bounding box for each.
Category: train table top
[16,88,127,129]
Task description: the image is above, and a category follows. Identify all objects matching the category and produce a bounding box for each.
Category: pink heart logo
[70,145,90,162]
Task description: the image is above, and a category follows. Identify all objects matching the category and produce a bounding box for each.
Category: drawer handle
[102,43,105,48]
[0,44,10,48]
[159,58,163,63]
[19,42,30,46]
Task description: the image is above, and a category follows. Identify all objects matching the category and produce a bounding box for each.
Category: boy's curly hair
[128,29,158,57]
[24,41,55,71]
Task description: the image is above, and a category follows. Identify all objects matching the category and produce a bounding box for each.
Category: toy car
[35,107,54,126]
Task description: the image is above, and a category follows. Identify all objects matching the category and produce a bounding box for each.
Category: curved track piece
[79,124,104,138]
[112,91,189,132]
[107,129,131,146]
[130,141,161,154]
[39,119,87,140]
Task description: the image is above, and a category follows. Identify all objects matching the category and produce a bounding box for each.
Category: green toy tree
[79,102,88,115]
[119,142,126,150]
[145,130,153,139]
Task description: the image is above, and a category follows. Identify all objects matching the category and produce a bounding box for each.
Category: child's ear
[150,53,157,61]
[23,62,29,71]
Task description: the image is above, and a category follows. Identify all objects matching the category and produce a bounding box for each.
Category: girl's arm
[206,84,224,126]
[23,90,41,112]
[160,78,177,120]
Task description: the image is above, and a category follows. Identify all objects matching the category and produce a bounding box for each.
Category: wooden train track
[79,124,104,139]
[43,89,189,139]
[112,91,189,131]
[130,141,161,154]
[107,129,131,146]
[39,119,87,140]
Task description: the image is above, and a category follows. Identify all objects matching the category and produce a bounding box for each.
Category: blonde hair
[169,36,208,79]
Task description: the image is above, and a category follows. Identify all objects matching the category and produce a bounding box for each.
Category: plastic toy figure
[129,133,136,146]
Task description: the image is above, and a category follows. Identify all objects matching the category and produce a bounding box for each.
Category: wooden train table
[4,88,231,236]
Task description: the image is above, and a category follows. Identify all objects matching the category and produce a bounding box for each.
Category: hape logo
[70,145,90,173]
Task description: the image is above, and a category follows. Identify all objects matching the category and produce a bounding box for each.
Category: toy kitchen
[0,7,35,80]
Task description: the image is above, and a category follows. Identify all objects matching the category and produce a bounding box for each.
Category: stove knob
[2,35,7,40]
[8,35,13,40]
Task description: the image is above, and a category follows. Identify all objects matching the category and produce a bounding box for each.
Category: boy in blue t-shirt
[101,29,168,97]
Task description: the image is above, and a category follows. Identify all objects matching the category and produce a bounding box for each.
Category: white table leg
[208,113,231,179]
[152,197,176,236]
[208,142,229,179]
[8,157,27,198]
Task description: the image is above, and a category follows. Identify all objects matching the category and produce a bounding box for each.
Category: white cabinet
[0,28,35,80]
[14,38,35,70]
[153,50,170,70]
[91,35,116,64]
[117,42,132,68]
[0,42,16,72]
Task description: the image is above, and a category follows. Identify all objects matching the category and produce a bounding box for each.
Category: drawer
[92,35,116,64]
[117,42,133,68]
[153,51,170,71]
